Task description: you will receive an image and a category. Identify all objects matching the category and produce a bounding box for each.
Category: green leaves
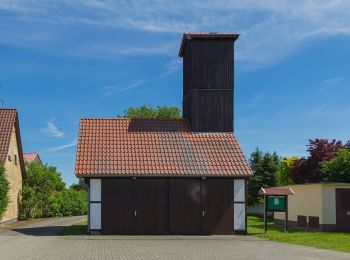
[322,148,350,183]
[118,104,181,119]
[20,162,87,220]
[0,162,10,220]
[247,148,280,206]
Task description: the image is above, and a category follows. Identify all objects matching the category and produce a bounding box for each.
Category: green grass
[248,215,350,253]
[60,220,87,236]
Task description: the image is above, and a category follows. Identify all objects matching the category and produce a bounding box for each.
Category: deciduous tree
[118,104,181,119]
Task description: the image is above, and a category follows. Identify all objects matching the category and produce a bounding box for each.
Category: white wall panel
[234,179,245,202]
[90,179,101,202]
[234,203,246,230]
[90,203,101,230]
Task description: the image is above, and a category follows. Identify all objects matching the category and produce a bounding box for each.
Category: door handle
[134,210,138,217]
[202,211,206,217]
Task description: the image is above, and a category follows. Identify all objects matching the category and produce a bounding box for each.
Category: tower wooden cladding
[179,33,239,132]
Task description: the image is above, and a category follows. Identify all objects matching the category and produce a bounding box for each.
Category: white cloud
[321,77,345,90]
[1,1,350,68]
[249,92,265,107]
[46,139,78,152]
[41,120,64,138]
[102,57,181,96]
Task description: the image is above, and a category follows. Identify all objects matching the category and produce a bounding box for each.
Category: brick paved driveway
[0,216,349,260]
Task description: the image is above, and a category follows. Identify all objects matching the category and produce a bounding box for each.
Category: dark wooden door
[134,179,168,234]
[169,179,202,234]
[202,179,234,235]
[101,179,134,234]
[336,188,350,232]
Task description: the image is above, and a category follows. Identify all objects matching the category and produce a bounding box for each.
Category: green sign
[267,196,286,211]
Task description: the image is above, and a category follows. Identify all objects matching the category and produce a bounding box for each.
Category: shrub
[48,189,88,217]
[0,162,10,220]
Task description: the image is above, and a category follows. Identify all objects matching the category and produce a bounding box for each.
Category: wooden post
[285,195,288,233]
[264,195,268,233]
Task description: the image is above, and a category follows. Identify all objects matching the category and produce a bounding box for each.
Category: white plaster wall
[90,203,101,230]
[234,204,245,230]
[234,179,245,202]
[90,179,101,201]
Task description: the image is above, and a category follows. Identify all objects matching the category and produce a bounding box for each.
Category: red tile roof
[179,32,240,57]
[23,152,42,164]
[0,109,26,176]
[259,187,295,196]
[75,118,252,177]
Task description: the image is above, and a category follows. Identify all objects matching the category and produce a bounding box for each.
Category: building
[0,109,26,225]
[23,152,42,166]
[274,183,350,232]
[75,32,253,235]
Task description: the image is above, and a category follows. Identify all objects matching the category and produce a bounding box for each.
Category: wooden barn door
[169,179,202,234]
[101,179,134,234]
[336,189,350,232]
[134,179,168,234]
[202,179,234,235]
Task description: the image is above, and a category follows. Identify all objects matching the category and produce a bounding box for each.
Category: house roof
[75,118,252,177]
[179,32,240,57]
[23,152,42,164]
[259,187,295,196]
[0,109,26,177]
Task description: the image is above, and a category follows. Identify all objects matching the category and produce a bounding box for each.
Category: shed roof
[259,187,295,196]
[75,118,252,177]
[178,32,239,57]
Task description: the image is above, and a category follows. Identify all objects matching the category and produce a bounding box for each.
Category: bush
[0,162,10,220]
[48,189,88,217]
[20,162,87,219]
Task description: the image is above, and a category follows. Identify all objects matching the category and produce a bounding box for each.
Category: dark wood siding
[101,178,134,234]
[182,39,235,132]
[202,179,234,235]
[100,178,236,235]
[134,179,168,234]
[169,179,202,234]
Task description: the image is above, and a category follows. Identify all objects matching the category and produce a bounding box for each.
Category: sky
[0,0,350,186]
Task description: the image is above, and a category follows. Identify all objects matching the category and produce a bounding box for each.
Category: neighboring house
[274,183,350,232]
[23,152,42,166]
[0,109,26,225]
[75,32,253,235]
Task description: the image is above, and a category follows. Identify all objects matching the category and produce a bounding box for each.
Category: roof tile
[75,118,252,177]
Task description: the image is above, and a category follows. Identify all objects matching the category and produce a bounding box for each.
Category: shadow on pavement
[11,226,68,236]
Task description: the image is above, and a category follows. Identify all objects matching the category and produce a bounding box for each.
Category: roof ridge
[80,118,188,121]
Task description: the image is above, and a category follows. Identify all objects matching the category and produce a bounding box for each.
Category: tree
[118,104,181,119]
[290,139,344,183]
[277,156,299,186]
[20,162,88,219]
[321,148,350,183]
[0,162,10,220]
[247,148,280,206]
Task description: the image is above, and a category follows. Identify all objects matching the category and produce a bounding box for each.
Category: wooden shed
[74,32,252,235]
[274,183,350,232]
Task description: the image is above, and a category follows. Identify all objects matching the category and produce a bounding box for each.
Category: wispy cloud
[249,92,265,107]
[41,120,64,138]
[102,57,181,96]
[1,1,350,68]
[320,77,345,90]
[46,139,78,152]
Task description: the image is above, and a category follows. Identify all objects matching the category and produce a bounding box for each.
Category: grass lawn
[248,215,350,253]
[60,220,87,236]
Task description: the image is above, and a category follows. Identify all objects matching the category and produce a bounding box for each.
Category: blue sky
[0,1,349,186]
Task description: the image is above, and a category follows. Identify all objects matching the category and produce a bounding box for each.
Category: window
[309,216,319,229]
[14,154,18,165]
[8,154,11,161]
